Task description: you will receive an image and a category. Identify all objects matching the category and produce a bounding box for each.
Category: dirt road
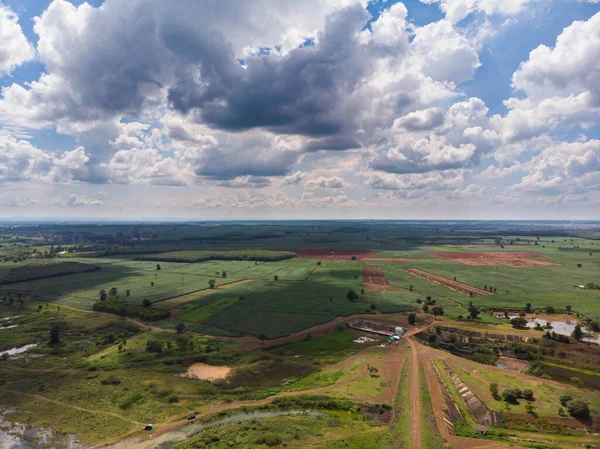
[407,337,422,449]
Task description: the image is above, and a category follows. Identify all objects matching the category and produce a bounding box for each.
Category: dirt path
[305,256,332,281]
[0,387,143,426]
[407,337,422,449]
[403,268,492,296]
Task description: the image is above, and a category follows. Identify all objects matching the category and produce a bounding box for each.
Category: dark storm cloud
[168,5,370,138]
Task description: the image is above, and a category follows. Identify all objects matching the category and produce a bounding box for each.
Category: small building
[473,425,486,435]
[578,285,585,289]
[395,326,405,336]
[388,335,400,343]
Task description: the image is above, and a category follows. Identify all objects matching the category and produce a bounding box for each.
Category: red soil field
[433,251,559,267]
[404,268,492,296]
[289,249,381,260]
[362,266,389,291]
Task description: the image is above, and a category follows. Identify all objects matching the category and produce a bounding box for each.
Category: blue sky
[0,0,599,220]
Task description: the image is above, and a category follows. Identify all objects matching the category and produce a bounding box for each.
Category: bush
[521,389,534,400]
[567,400,590,419]
[570,377,584,388]
[510,317,528,328]
[502,388,521,403]
[408,312,416,325]
[346,290,359,301]
[93,299,170,321]
[146,339,163,353]
[490,383,499,398]
[432,306,444,316]
[559,395,572,407]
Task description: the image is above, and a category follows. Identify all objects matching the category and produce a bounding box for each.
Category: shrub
[408,312,416,325]
[567,400,590,419]
[490,383,499,398]
[546,306,555,314]
[93,299,170,321]
[510,317,528,329]
[521,389,534,400]
[146,339,163,353]
[502,388,521,403]
[570,377,584,388]
[559,395,572,407]
[346,290,359,301]
[432,306,444,316]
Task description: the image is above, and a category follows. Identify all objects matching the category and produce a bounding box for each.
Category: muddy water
[526,319,600,344]
[102,411,320,449]
[0,412,87,449]
[185,363,231,381]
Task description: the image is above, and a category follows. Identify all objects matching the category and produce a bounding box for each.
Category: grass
[179,297,239,322]
[387,356,410,448]
[446,356,600,419]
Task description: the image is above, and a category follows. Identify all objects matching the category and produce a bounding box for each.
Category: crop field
[2,221,600,449]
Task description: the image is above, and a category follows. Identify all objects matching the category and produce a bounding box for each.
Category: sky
[0,0,599,220]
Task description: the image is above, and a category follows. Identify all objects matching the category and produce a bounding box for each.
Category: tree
[49,324,61,345]
[572,324,584,341]
[468,301,480,319]
[156,264,161,271]
[273,275,279,281]
[175,323,186,334]
[408,313,416,325]
[423,304,429,313]
[146,339,162,353]
[502,388,521,403]
[565,305,572,312]
[208,279,216,289]
[351,256,357,261]
[99,289,107,301]
[150,282,155,287]
[546,306,555,314]
[525,303,532,313]
[109,287,118,299]
[409,285,413,292]
[511,317,528,329]
[259,334,267,343]
[567,400,590,419]
[126,289,131,297]
[346,290,359,301]
[142,298,152,308]
[222,271,227,279]
[522,389,534,400]
[432,306,444,316]
[490,383,499,399]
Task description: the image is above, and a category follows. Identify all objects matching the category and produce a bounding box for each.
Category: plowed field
[434,251,559,267]
[362,266,389,291]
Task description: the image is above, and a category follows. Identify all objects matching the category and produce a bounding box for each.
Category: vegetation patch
[0,261,100,285]
[137,250,296,263]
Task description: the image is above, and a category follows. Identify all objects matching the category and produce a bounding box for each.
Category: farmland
[1,220,600,449]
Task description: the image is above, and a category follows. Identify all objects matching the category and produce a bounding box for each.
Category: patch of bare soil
[496,356,529,373]
[434,251,559,267]
[404,268,493,296]
[185,363,231,381]
[362,266,389,291]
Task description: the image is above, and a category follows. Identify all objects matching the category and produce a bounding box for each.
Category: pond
[525,319,600,344]
[102,410,321,449]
